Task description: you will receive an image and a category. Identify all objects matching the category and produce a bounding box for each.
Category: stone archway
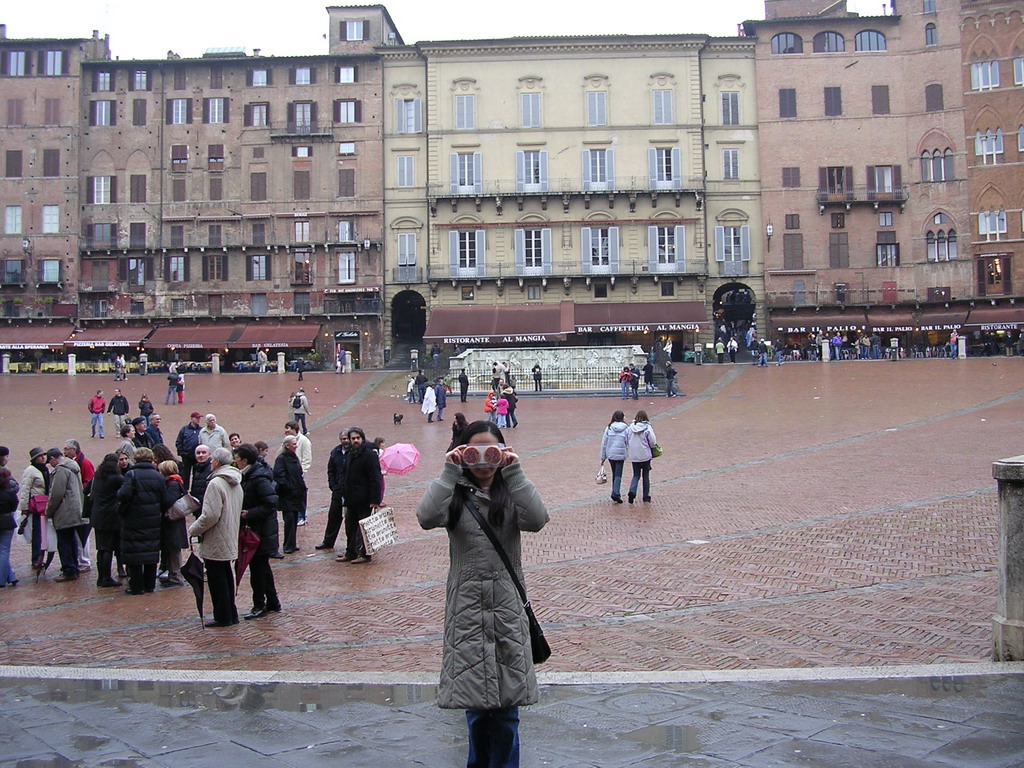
[712,283,757,347]
[390,290,426,341]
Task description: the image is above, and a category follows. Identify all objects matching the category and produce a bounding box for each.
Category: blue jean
[294,413,307,434]
[56,527,80,578]
[0,527,15,584]
[608,459,624,498]
[666,379,677,397]
[90,412,104,438]
[466,707,520,768]
[629,460,651,500]
[165,385,177,404]
[620,380,630,398]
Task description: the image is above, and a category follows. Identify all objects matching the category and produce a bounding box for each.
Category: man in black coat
[175,412,203,487]
[189,444,212,505]
[340,427,382,564]
[145,414,165,446]
[115,447,165,594]
[235,443,281,619]
[131,418,155,450]
[316,430,350,552]
[106,388,131,434]
[273,436,305,554]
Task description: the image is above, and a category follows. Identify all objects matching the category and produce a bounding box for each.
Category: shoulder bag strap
[466,501,529,607]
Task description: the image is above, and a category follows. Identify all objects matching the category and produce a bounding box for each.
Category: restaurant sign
[778,324,864,334]
[442,333,563,345]
[574,322,700,333]
[980,322,1019,331]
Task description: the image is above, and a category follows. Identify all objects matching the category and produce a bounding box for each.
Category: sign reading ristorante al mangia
[574,322,701,333]
[442,334,559,345]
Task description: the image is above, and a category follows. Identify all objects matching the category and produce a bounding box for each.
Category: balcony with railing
[815,185,909,210]
[270,121,332,141]
[322,297,383,316]
[766,285,929,308]
[426,257,706,282]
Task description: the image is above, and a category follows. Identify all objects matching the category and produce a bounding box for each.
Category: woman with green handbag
[625,410,657,503]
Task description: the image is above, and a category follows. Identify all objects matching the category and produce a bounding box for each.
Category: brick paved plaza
[0,358,1020,673]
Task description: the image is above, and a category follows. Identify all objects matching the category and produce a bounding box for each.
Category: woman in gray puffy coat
[416,420,548,768]
[599,410,629,504]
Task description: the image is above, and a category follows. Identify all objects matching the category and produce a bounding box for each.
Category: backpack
[292,395,302,409]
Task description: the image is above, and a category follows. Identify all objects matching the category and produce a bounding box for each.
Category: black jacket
[175,422,202,458]
[146,425,164,446]
[242,460,279,555]
[138,399,154,418]
[0,479,18,531]
[132,431,155,450]
[160,476,189,550]
[327,444,348,494]
[89,471,124,533]
[116,461,165,565]
[273,451,306,515]
[107,395,130,415]
[190,461,212,504]
[344,445,382,507]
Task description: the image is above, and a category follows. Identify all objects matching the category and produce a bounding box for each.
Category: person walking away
[316,431,350,552]
[458,370,470,403]
[235,443,281,619]
[164,364,178,405]
[340,428,382,564]
[89,453,123,588]
[415,369,429,404]
[273,436,305,554]
[624,411,656,504]
[157,460,188,587]
[291,388,311,435]
[175,412,203,488]
[502,386,518,428]
[716,339,726,364]
[664,362,679,398]
[0,467,20,587]
[629,365,640,400]
[188,447,242,627]
[416,420,549,768]
[107,388,130,434]
[88,390,106,439]
[138,394,154,425]
[138,350,148,376]
[600,411,629,504]
[45,448,84,582]
[116,447,164,594]
[434,379,448,421]
[531,363,542,392]
[642,361,655,394]
[728,337,738,364]
[421,383,438,423]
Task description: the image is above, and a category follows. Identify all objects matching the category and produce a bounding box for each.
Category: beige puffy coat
[188,464,242,561]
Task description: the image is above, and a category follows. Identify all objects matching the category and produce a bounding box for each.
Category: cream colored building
[382,33,762,359]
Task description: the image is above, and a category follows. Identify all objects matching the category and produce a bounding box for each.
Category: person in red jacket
[88,390,106,439]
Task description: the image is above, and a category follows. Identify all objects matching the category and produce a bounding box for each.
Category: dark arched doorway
[712,283,757,347]
[391,290,426,340]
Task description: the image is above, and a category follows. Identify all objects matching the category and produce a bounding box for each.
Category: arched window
[924,24,937,46]
[813,31,845,53]
[946,230,958,260]
[975,129,1004,164]
[926,231,936,261]
[921,151,934,182]
[921,149,955,181]
[1019,126,1024,152]
[927,230,957,261]
[771,33,803,54]
[855,30,887,52]
[943,148,954,179]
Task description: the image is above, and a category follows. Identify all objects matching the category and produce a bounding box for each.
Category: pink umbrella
[379,443,420,475]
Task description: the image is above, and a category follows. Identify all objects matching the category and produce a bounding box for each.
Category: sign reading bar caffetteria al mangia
[574,323,701,333]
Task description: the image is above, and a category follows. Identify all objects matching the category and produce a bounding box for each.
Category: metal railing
[428,175,706,198]
[426,258,705,282]
[447,365,645,393]
[766,286,929,308]
[815,186,910,205]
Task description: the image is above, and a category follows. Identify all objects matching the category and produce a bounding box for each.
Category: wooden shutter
[581,228,592,272]
[221,255,229,282]
[818,167,827,192]
[288,67,296,85]
[250,172,266,201]
[244,104,252,126]
[265,68,273,86]
[866,166,876,198]
[675,225,686,262]
[892,165,902,191]
[186,99,193,124]
[118,258,128,282]
[333,99,341,123]
[514,229,526,273]
[671,148,682,188]
[647,225,659,267]
[448,231,459,275]
[539,151,548,189]
[164,256,173,281]
[203,98,211,123]
[871,85,889,115]
[183,255,191,281]
[165,99,173,125]
[582,150,591,190]
[844,166,854,195]
[541,228,552,273]
[450,154,459,194]
[109,177,117,203]
[608,227,619,272]
[201,256,209,282]
[133,99,146,125]
[222,100,229,123]
[515,151,525,192]
[362,21,370,40]
[309,66,317,84]
[475,230,486,276]
[977,259,987,297]
[783,233,804,269]
[310,102,318,127]
[294,170,311,200]
[62,52,70,75]
[43,149,59,177]
[339,168,355,197]
[353,100,361,122]
[740,226,751,261]
[109,101,116,126]
[648,148,657,185]
[473,153,482,194]
[714,226,725,262]
[86,177,95,204]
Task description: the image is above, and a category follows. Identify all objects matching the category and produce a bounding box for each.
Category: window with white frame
[170,98,189,124]
[721,91,740,125]
[7,51,26,76]
[249,103,268,127]
[516,150,547,192]
[586,91,607,126]
[337,66,355,83]
[293,250,312,283]
[248,253,268,281]
[649,225,686,270]
[206,97,226,124]
[652,89,673,125]
[976,129,1004,164]
[979,210,1007,240]
[451,152,481,194]
[93,176,111,204]
[337,250,355,284]
[44,51,63,76]
[926,229,957,261]
[294,67,311,85]
[715,225,751,264]
[876,231,899,267]
[521,92,541,128]
[40,259,61,283]
[338,142,355,155]
[398,232,417,268]
[168,255,187,282]
[455,94,475,130]
[582,148,613,191]
[582,226,619,271]
[873,165,894,193]
[514,228,550,274]
[922,0,935,11]
[395,98,422,133]
[125,258,146,285]
[345,20,365,40]
[133,70,149,90]
[925,23,937,47]
[1019,126,1024,152]
[251,69,268,87]
[1016,57,1024,86]
[921,148,955,181]
[723,149,739,180]
[337,220,354,242]
[294,220,310,242]
[91,100,113,126]
[397,155,415,188]
[336,99,357,123]
[42,205,59,233]
[4,205,21,234]
[95,71,112,91]
[450,230,485,276]
[649,147,681,190]
[970,61,1000,90]
[879,211,893,227]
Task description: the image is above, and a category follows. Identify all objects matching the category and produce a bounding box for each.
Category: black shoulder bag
[466,501,551,665]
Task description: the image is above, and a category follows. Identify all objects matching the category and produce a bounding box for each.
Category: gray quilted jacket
[417,461,548,710]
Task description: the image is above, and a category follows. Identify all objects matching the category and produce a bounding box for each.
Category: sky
[2,0,886,60]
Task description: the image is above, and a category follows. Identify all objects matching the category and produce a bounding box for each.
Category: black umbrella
[181,550,206,628]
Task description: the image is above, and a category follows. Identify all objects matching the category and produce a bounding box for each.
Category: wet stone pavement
[1,666,1023,768]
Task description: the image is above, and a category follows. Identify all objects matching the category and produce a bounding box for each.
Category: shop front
[772,311,867,359]
[962,306,1024,356]
[226,323,323,372]
[146,323,246,371]
[66,326,153,371]
[423,303,573,354]
[0,324,75,372]
[916,308,968,357]
[571,301,706,362]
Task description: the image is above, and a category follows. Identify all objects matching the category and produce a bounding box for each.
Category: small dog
[393,413,404,425]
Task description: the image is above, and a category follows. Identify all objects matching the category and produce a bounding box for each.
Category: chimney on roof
[0,24,7,40]
[253,48,261,56]
[93,29,99,39]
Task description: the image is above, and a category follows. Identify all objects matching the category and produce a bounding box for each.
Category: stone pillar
[67,353,77,376]
[211,353,220,375]
[820,340,830,363]
[2,353,10,374]
[993,454,1024,661]
[958,336,967,359]
[277,351,286,375]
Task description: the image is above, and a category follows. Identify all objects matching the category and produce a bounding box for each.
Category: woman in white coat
[421,383,437,423]
[624,410,656,504]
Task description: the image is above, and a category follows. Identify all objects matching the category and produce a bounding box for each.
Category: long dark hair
[608,410,625,428]
[447,420,511,530]
[93,453,121,488]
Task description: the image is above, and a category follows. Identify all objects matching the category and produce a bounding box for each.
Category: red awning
[916,309,968,332]
[228,323,322,349]
[424,303,573,343]
[772,311,867,334]
[67,326,152,347]
[573,301,706,332]
[963,306,1024,330]
[0,324,75,349]
[866,311,917,334]
[146,324,245,349]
